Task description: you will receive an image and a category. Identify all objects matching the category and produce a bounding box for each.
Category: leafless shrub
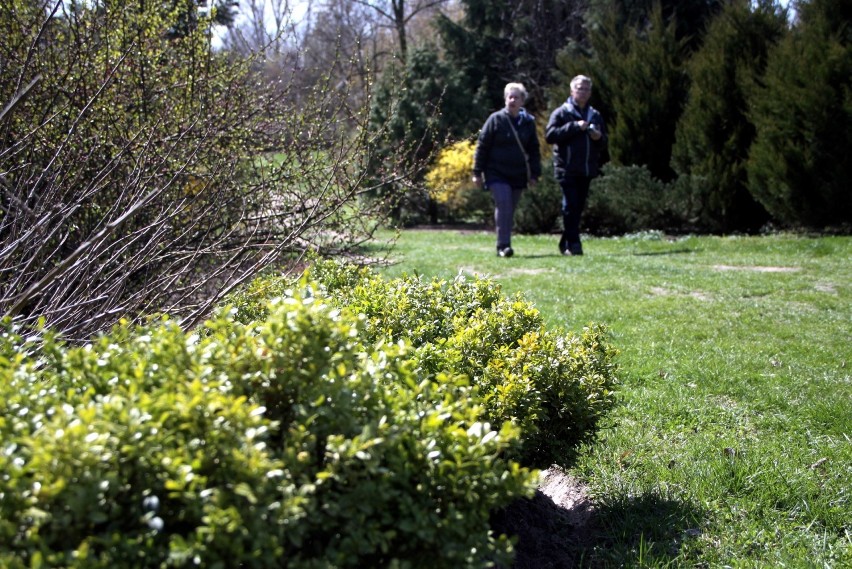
[0,0,423,339]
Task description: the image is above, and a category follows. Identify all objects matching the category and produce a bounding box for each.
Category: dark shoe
[497,246,514,258]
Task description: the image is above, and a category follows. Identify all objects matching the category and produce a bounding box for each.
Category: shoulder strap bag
[505,114,532,184]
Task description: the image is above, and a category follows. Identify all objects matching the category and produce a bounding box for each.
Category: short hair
[504,82,527,100]
[570,75,593,90]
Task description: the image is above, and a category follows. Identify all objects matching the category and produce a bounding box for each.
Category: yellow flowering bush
[425,140,477,215]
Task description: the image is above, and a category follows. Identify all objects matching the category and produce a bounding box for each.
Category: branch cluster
[0,0,420,338]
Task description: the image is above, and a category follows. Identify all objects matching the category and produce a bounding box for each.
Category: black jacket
[473,108,541,190]
[545,100,607,179]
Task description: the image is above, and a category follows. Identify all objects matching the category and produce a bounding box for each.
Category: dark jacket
[545,99,607,179]
[473,108,541,190]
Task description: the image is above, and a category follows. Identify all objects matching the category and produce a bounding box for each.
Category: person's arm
[472,115,494,186]
[545,107,580,144]
[526,119,542,181]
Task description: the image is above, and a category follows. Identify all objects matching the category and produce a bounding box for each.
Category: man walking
[545,75,607,256]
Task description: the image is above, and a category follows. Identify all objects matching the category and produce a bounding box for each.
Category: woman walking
[472,82,541,257]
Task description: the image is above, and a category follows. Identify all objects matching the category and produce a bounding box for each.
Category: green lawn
[371,229,851,567]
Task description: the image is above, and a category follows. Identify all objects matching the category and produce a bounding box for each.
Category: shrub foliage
[513,161,564,235]
[302,259,620,467]
[0,260,619,567]
[0,296,534,567]
[424,139,490,223]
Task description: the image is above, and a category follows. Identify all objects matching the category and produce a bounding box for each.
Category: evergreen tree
[554,4,687,181]
[746,0,852,228]
[368,45,470,221]
[370,46,470,164]
[671,0,787,232]
[585,0,724,52]
[435,0,586,119]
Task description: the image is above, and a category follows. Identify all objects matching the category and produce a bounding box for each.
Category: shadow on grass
[493,489,703,568]
[495,246,698,259]
[629,248,696,256]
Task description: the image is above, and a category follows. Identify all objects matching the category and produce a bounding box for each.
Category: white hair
[504,82,527,100]
[570,75,593,90]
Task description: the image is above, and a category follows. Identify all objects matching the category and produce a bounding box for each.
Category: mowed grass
[371,229,851,567]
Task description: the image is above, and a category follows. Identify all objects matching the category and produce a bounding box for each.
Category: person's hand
[472,174,483,188]
[586,123,602,141]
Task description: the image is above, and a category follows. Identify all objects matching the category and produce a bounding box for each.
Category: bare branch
[1,0,422,339]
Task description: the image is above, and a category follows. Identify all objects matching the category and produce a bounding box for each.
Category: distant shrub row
[1,260,618,567]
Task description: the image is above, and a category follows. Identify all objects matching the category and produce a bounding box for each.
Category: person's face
[505,90,524,115]
[571,82,592,107]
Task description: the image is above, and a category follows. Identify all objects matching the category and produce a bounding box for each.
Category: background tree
[163,0,238,39]
[585,0,724,52]
[219,0,297,57]
[436,0,587,119]
[746,0,852,228]
[352,0,452,60]
[368,45,470,222]
[671,0,787,232]
[554,4,687,181]
[299,0,376,86]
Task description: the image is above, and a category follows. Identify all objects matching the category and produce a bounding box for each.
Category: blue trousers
[560,175,591,253]
[490,181,523,249]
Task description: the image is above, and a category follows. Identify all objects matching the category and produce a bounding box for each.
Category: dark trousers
[490,181,523,249]
[560,175,591,253]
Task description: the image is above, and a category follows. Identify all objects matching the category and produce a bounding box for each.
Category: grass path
[371,229,851,567]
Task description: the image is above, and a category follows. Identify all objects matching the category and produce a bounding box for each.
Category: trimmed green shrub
[302,259,620,468]
[585,163,699,235]
[514,162,564,235]
[0,290,535,567]
[585,164,664,235]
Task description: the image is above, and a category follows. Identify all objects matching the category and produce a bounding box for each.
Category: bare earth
[492,466,598,568]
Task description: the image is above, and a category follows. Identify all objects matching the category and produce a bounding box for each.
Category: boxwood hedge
[0,295,534,568]
[233,259,620,468]
[0,260,618,567]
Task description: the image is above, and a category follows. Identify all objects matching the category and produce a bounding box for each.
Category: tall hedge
[746,0,852,228]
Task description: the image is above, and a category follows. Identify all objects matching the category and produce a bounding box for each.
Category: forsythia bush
[424,140,489,222]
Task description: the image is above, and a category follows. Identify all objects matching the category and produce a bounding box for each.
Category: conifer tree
[368,46,470,221]
[746,0,852,228]
[671,0,787,231]
[554,5,687,181]
[585,0,724,53]
[435,0,585,118]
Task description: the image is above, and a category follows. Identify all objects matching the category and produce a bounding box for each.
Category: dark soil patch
[492,467,599,568]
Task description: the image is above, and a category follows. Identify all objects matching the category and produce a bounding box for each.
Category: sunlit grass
[371,228,851,567]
